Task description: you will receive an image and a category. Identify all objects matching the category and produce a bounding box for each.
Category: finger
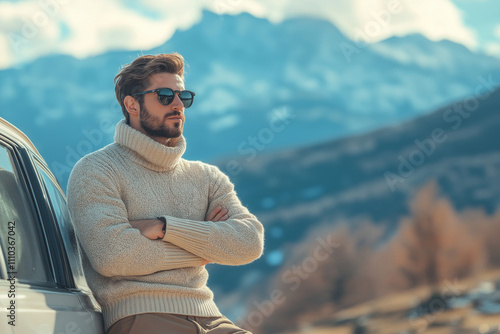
[212,208,227,222]
[212,208,228,222]
[205,206,222,221]
[208,206,225,221]
[206,207,222,221]
[220,214,229,221]
[145,231,161,240]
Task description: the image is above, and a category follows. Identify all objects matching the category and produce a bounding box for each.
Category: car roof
[0,117,41,156]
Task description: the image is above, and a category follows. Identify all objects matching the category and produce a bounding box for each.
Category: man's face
[138,72,186,141]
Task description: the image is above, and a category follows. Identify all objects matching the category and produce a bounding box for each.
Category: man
[67,53,264,334]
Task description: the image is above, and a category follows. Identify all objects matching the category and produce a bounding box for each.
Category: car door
[32,154,105,333]
[0,136,104,334]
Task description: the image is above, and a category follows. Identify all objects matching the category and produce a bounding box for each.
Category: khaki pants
[107,313,252,334]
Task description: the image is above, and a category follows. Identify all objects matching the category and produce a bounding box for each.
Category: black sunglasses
[132,88,196,108]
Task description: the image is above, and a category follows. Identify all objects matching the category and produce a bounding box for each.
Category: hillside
[210,86,500,323]
[1,11,499,189]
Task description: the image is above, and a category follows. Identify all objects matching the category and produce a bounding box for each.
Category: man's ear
[124,96,140,118]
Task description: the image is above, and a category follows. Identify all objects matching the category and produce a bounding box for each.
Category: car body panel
[0,117,104,333]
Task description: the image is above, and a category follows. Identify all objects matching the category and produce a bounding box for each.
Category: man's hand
[130,208,228,264]
[129,218,212,266]
[205,205,229,222]
[129,219,164,240]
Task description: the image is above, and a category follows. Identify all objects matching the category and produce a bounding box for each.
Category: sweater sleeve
[162,165,264,266]
[67,156,203,278]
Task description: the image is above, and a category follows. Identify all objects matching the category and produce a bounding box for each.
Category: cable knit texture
[67,120,264,331]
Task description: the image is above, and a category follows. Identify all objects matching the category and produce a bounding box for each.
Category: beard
[139,105,182,139]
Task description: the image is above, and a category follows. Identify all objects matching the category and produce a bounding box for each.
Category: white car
[0,117,104,333]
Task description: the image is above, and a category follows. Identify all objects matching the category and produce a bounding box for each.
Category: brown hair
[114,53,185,123]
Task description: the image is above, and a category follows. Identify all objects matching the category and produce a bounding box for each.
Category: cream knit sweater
[67,120,264,330]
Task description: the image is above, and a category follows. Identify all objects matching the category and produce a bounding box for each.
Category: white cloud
[0,0,64,67]
[222,0,477,48]
[483,24,500,59]
[58,0,209,58]
[0,0,214,69]
[0,0,479,69]
[485,43,500,58]
[0,34,12,69]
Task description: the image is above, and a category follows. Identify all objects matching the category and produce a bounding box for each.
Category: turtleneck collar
[114,120,186,172]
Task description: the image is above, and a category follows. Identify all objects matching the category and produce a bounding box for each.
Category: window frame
[0,133,59,287]
[19,147,77,289]
[32,155,86,291]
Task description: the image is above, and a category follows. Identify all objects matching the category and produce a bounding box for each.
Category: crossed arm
[129,205,229,265]
[127,167,263,266]
[68,159,264,277]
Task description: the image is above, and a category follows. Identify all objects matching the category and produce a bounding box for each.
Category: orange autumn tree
[248,181,494,334]
[379,181,486,292]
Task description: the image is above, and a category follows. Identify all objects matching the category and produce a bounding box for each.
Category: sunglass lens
[179,91,194,108]
[158,88,175,105]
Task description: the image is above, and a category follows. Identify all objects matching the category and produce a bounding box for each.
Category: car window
[35,162,89,290]
[0,144,51,284]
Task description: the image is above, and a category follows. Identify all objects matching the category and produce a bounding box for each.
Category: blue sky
[0,0,499,69]
[452,0,500,56]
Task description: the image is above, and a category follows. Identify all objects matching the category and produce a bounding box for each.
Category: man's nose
[171,93,184,109]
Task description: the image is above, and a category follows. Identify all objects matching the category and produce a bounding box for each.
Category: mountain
[208,86,500,322]
[0,11,499,189]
